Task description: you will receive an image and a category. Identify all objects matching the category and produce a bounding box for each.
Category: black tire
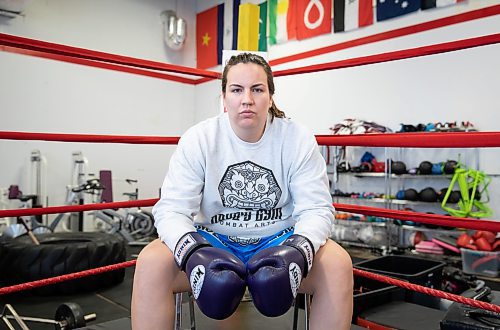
[0,232,126,295]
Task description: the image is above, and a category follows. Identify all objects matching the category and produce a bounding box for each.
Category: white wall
[0,0,197,66]
[0,0,499,228]
[0,0,198,228]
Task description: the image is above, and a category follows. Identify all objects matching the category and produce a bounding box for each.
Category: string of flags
[196,0,467,69]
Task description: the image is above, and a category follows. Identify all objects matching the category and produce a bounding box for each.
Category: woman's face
[223,62,273,143]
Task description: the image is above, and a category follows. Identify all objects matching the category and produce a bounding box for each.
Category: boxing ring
[1,19,500,328]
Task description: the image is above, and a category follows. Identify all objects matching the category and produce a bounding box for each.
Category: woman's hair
[221,53,285,121]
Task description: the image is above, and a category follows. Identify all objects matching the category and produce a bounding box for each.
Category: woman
[131,53,353,330]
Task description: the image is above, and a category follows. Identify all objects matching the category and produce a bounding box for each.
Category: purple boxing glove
[174,232,246,320]
[247,234,314,317]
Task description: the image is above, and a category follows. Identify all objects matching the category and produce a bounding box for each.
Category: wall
[0,0,198,229]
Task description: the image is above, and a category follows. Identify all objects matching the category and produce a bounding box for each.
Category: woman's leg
[131,239,190,330]
[299,239,354,330]
[131,238,243,329]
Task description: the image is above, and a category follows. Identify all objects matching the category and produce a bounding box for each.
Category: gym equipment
[441,164,492,218]
[330,119,392,135]
[418,161,433,175]
[2,185,51,241]
[91,174,156,244]
[443,160,458,174]
[438,188,461,204]
[441,290,500,329]
[372,160,385,173]
[336,161,350,173]
[1,177,108,242]
[396,190,405,200]
[0,302,96,329]
[0,232,126,295]
[418,187,438,203]
[431,163,443,175]
[390,160,406,175]
[403,188,419,201]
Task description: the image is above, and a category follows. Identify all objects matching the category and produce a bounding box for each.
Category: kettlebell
[447,190,461,204]
[391,161,407,175]
[418,161,433,175]
[418,187,438,202]
[404,188,419,201]
[396,190,406,200]
[437,188,448,202]
[443,160,458,174]
[469,188,482,201]
[439,188,461,203]
[431,163,443,175]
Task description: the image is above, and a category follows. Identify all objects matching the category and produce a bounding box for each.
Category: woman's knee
[135,239,176,280]
[301,239,353,292]
[137,239,169,268]
[134,239,190,292]
[328,239,353,273]
[315,239,352,269]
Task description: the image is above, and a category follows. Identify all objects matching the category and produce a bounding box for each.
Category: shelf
[333,219,387,228]
[332,196,388,204]
[399,225,462,235]
[332,196,446,207]
[329,171,453,179]
[337,240,388,250]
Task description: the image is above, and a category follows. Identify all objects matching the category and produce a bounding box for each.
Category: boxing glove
[174,232,247,320]
[247,234,314,317]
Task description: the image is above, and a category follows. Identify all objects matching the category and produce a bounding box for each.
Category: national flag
[334,0,373,33]
[196,4,224,69]
[268,0,297,45]
[237,3,260,51]
[421,0,465,10]
[296,0,331,40]
[376,0,421,22]
[223,0,241,51]
[258,1,268,51]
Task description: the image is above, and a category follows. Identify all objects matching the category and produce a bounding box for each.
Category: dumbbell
[55,302,97,329]
[1,302,96,330]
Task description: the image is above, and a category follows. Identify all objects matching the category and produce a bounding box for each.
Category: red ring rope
[274,34,500,78]
[0,200,498,233]
[0,131,179,144]
[315,132,500,148]
[1,131,500,148]
[334,204,500,233]
[0,33,220,79]
[0,260,136,295]
[0,199,158,218]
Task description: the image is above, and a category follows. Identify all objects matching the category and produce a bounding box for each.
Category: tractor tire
[0,232,126,295]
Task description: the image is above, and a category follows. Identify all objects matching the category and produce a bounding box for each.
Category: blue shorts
[196,226,294,264]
